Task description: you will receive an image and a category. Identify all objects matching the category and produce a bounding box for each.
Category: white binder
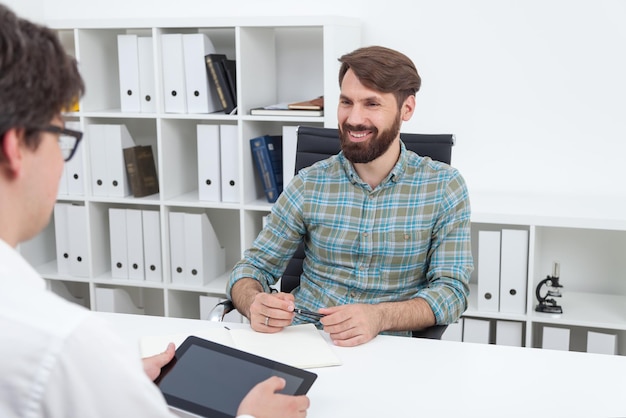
[477,230,501,312]
[142,210,162,282]
[58,121,84,196]
[117,34,141,112]
[68,204,89,277]
[87,124,108,197]
[282,125,298,187]
[182,33,221,114]
[169,211,186,284]
[65,149,85,196]
[95,287,115,312]
[105,124,135,197]
[542,326,570,351]
[219,124,239,203]
[199,294,221,320]
[499,229,528,314]
[53,203,70,275]
[109,208,128,279]
[197,124,221,202]
[161,33,187,113]
[137,36,156,113]
[495,320,523,347]
[126,209,145,281]
[95,287,144,314]
[462,318,491,344]
[184,213,225,285]
[65,147,84,196]
[441,319,464,342]
[587,331,617,355]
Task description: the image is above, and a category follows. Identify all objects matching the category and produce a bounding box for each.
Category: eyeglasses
[39,125,83,162]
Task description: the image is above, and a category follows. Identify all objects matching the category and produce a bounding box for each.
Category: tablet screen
[155,336,317,418]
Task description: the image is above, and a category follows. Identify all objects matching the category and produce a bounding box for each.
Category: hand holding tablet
[155,336,317,418]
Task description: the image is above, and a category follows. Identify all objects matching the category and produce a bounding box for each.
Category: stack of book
[250,96,323,116]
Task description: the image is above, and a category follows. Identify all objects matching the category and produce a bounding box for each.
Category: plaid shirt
[228,142,473,337]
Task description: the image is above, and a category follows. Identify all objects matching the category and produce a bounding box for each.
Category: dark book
[250,135,283,203]
[123,145,159,197]
[221,59,237,105]
[204,54,236,114]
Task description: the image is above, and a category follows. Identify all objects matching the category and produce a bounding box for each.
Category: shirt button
[363,232,369,237]
[350,291,357,297]
[404,234,410,240]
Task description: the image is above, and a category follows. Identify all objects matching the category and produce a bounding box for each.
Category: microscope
[535,261,563,314]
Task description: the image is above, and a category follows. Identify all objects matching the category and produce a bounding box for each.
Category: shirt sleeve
[41,314,174,418]
[227,174,307,299]
[416,168,473,324]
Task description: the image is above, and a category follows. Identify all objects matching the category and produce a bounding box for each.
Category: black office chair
[212,126,455,340]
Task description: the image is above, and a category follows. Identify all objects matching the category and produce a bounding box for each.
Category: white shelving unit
[21,18,626,356]
[466,191,626,355]
[19,17,361,320]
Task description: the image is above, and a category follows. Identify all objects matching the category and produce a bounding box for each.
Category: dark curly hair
[0,4,84,151]
[338,45,421,110]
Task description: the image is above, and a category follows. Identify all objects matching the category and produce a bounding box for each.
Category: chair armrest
[206,300,235,322]
[412,324,448,340]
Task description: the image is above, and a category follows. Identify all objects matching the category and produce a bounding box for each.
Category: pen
[294,308,326,320]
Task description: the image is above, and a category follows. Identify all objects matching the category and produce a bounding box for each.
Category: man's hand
[231,278,295,333]
[249,292,296,333]
[320,298,436,346]
[142,342,175,381]
[319,304,382,347]
[237,376,310,418]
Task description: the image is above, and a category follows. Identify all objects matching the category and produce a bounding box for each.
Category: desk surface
[100,312,626,418]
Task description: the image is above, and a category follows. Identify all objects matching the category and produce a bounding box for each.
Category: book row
[88,124,159,199]
[57,120,302,204]
[197,124,297,204]
[54,204,226,286]
[117,33,236,115]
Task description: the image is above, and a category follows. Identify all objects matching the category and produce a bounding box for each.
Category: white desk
[100,312,626,418]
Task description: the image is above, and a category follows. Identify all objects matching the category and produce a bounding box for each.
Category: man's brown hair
[338,45,421,109]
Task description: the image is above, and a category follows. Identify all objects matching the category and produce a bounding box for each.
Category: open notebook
[140,323,341,369]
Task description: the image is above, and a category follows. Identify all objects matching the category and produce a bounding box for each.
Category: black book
[204,54,236,114]
[221,59,237,105]
[123,145,159,197]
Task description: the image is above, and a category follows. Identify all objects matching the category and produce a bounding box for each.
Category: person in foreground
[228,45,473,347]
[0,5,308,418]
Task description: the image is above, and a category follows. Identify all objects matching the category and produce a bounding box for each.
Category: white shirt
[0,239,173,417]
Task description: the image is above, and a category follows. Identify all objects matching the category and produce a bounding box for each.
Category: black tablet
[154,335,317,418]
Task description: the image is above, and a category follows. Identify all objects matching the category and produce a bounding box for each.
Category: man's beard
[339,113,401,164]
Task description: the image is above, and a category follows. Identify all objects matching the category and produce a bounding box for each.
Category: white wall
[2,0,45,22]
[10,0,626,198]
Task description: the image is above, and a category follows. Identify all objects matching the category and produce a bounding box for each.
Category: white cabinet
[20,17,360,320]
[467,192,626,355]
